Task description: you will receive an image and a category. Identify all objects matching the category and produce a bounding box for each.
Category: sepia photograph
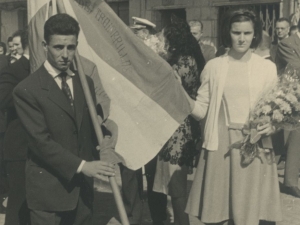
[0,0,300,225]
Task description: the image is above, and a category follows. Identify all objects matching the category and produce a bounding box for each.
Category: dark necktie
[58,71,74,111]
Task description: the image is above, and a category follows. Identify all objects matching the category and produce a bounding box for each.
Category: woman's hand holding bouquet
[232,64,300,165]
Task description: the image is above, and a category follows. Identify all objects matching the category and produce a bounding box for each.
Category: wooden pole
[55,1,130,224]
[74,53,129,225]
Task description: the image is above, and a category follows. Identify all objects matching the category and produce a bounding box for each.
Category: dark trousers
[5,160,30,225]
[30,189,92,225]
[120,156,167,224]
[284,130,300,187]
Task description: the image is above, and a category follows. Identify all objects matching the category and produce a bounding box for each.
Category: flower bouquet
[143,34,168,59]
[231,64,300,165]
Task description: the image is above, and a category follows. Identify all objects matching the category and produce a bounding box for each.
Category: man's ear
[42,41,48,51]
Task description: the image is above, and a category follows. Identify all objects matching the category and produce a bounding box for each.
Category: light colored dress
[185,52,282,225]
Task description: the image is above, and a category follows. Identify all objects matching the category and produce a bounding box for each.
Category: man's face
[12,36,23,56]
[190,26,202,42]
[43,34,77,71]
[0,47,4,55]
[276,21,290,40]
[8,41,13,53]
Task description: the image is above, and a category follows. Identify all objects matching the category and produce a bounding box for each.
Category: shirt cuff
[77,160,86,173]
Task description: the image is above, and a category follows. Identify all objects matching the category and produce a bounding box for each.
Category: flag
[27,0,192,170]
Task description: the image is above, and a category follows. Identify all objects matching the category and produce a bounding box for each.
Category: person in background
[276,19,300,198]
[270,18,290,63]
[153,15,205,225]
[6,37,16,64]
[0,42,7,55]
[188,20,215,63]
[0,41,9,215]
[10,32,25,64]
[7,37,14,54]
[130,17,156,40]
[185,8,282,225]
[0,42,8,70]
[0,29,30,225]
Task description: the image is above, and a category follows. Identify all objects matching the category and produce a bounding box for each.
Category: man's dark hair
[12,29,29,49]
[44,13,80,43]
[276,17,290,25]
[7,36,13,43]
[221,8,262,49]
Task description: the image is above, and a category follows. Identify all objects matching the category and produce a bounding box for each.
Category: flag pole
[56,1,129,224]
[74,52,129,225]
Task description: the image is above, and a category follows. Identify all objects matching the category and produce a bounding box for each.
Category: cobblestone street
[1,169,300,225]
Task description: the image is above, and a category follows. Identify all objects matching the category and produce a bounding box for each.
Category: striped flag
[27,0,191,170]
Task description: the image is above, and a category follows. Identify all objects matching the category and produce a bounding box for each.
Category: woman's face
[0,47,4,55]
[230,21,254,54]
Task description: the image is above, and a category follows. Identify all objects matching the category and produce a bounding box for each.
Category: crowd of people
[0,6,300,225]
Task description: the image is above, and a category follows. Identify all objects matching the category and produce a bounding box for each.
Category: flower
[272,109,284,122]
[285,93,298,104]
[261,105,272,114]
[239,66,300,165]
[143,34,168,59]
[278,101,292,114]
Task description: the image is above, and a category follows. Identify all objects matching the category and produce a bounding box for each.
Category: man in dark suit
[270,18,290,63]
[13,14,115,225]
[0,29,31,225]
[277,19,300,198]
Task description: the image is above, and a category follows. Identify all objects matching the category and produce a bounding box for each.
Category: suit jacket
[276,33,300,72]
[0,56,30,160]
[13,65,97,211]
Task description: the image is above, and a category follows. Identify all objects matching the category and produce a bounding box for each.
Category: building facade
[128,0,300,47]
[0,0,27,45]
[0,0,299,48]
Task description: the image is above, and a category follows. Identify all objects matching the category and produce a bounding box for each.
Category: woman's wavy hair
[163,15,205,73]
[221,8,262,49]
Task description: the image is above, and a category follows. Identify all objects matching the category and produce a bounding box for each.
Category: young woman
[185,9,282,225]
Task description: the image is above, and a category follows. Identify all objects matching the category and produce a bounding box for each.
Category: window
[106,0,129,25]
